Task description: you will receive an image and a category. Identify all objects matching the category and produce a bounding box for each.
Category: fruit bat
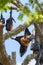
[11,28,32,57]
[0,13,5,24]
[31,36,40,54]
[6,8,16,31]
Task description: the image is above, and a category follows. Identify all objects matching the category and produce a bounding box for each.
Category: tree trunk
[0,24,11,65]
[34,22,43,46]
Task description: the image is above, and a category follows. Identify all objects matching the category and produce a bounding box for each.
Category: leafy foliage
[0,0,14,10]
[23,5,30,15]
[18,13,24,21]
[0,0,43,24]
[17,0,43,24]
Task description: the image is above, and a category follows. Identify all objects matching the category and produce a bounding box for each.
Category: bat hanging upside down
[11,28,32,57]
[6,18,13,31]
[6,8,16,31]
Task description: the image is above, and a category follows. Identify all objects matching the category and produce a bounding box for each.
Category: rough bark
[3,23,30,40]
[0,24,11,65]
[21,54,36,65]
[34,22,43,45]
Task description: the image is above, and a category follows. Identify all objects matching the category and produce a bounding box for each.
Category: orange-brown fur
[20,36,30,46]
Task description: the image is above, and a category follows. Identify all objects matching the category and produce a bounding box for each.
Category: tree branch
[34,22,43,43]
[3,23,31,40]
[34,22,41,36]
[21,54,36,65]
[8,7,17,10]
[0,24,11,65]
[35,0,42,10]
[3,22,43,41]
[11,0,23,10]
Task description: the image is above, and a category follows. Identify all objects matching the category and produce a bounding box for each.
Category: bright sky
[2,0,43,65]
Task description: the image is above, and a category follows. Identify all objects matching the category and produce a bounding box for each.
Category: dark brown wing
[25,28,31,35]
[11,36,23,44]
[11,36,29,57]
[20,45,27,57]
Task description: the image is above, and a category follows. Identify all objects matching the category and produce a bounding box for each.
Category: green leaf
[0,0,14,10]
[41,3,43,6]
[29,0,33,3]
[32,3,34,8]
[23,5,30,15]
[18,13,24,21]
[4,6,9,10]
[35,6,41,14]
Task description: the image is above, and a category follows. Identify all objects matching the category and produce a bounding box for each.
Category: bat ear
[25,28,31,35]
[20,45,27,57]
